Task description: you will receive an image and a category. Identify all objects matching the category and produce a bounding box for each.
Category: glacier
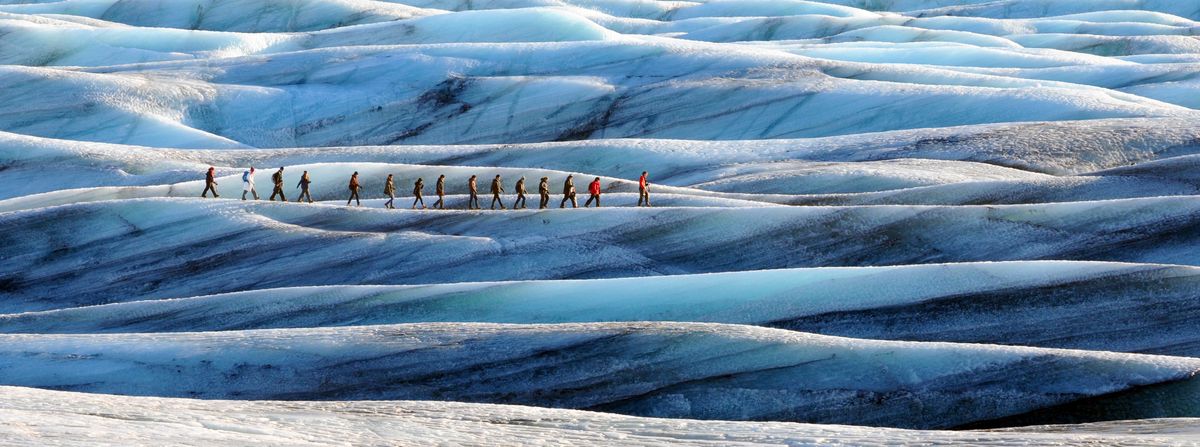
[4,0,1200,444]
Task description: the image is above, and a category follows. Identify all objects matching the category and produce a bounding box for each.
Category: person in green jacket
[295,171,313,203]
[433,175,446,209]
[413,177,426,209]
[512,176,527,209]
[347,171,362,206]
[560,175,577,208]
[269,167,286,201]
[538,177,550,209]
[490,174,506,210]
[383,174,396,209]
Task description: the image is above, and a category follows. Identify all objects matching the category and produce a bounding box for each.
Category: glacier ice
[4,0,1200,441]
[0,33,1196,147]
[4,196,1200,312]
[0,0,437,32]
[5,261,1200,357]
[1,322,1198,429]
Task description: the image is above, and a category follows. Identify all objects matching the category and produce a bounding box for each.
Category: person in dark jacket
[295,171,313,203]
[490,175,506,210]
[637,171,651,207]
[560,175,577,208]
[347,171,361,206]
[512,176,527,209]
[584,177,602,207]
[433,174,446,209]
[467,175,480,209]
[413,177,426,209]
[383,174,396,209]
[269,167,286,201]
[538,177,550,209]
[201,167,219,198]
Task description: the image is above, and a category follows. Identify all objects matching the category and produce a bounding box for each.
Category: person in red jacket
[584,177,602,208]
[200,167,219,198]
[637,171,650,207]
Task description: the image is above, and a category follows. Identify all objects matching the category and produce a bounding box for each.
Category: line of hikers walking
[201,166,652,209]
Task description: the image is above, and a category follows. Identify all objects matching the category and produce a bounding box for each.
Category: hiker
[584,177,602,207]
[347,171,361,206]
[269,167,286,201]
[538,177,550,209]
[512,176,527,209]
[383,174,396,209]
[467,175,480,209]
[490,174,506,210]
[413,177,426,209]
[433,174,446,209]
[295,171,313,203]
[201,167,219,198]
[560,174,577,208]
[241,167,259,200]
[638,171,651,207]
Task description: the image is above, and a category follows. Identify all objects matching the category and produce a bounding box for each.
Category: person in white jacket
[242,167,259,200]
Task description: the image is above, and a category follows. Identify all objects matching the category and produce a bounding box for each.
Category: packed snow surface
[3,386,1199,447]
[3,0,1200,443]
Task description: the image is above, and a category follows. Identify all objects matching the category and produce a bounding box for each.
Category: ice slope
[4,197,1200,311]
[0,0,437,32]
[13,150,1200,211]
[4,0,1195,50]
[1010,34,1200,57]
[8,0,1195,32]
[14,4,1200,65]
[6,261,1200,357]
[5,116,1200,199]
[4,387,1199,447]
[1,37,1194,148]
[771,43,1130,69]
[908,1,1200,21]
[0,8,621,66]
[2,322,1199,429]
[794,156,1200,205]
